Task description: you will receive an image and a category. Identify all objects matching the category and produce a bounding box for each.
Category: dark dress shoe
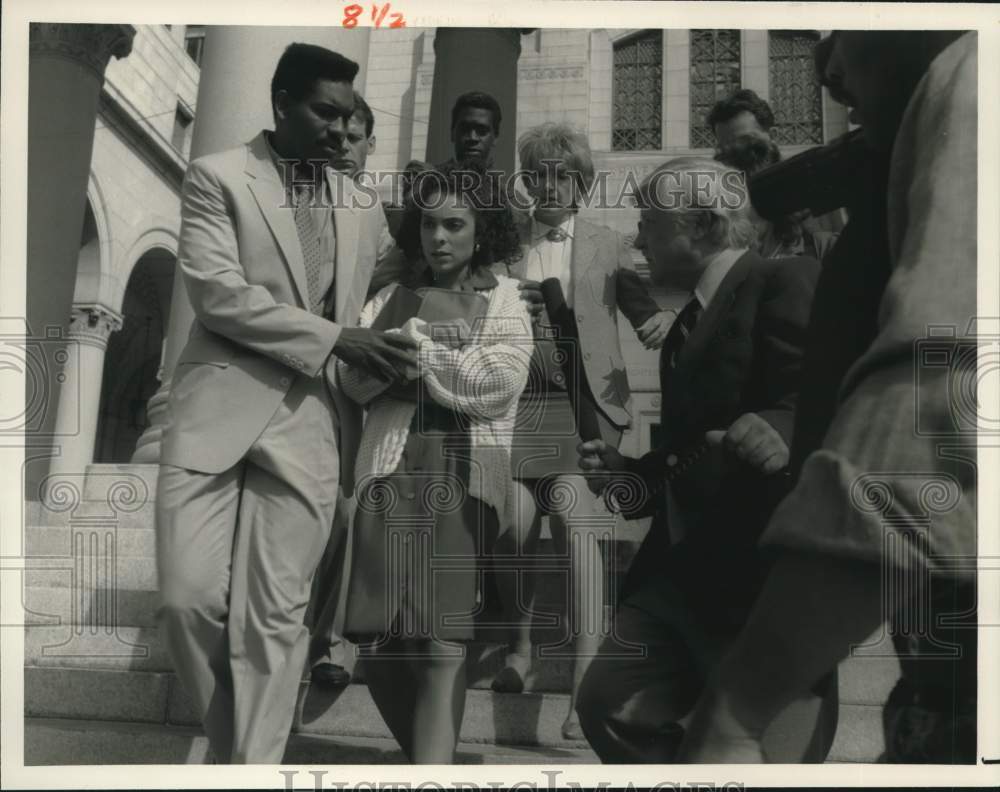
[311,662,351,688]
[491,665,526,694]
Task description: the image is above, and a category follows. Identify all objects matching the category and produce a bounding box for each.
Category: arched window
[689,29,741,149]
[612,30,662,151]
[768,30,824,145]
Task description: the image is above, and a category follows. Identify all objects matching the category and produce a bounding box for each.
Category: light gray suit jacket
[497,215,660,429]
[162,132,385,493]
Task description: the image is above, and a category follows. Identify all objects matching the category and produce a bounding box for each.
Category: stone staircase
[21,464,899,765]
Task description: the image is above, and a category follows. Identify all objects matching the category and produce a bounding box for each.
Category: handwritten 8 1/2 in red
[342,2,406,28]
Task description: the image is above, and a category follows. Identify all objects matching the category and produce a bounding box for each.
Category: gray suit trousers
[156,373,341,764]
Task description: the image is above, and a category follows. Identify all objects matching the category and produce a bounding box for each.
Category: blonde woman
[491,122,674,739]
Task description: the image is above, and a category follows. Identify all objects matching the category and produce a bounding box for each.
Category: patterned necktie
[293,184,326,315]
[662,296,702,369]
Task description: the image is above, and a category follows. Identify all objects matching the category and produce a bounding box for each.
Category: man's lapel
[329,169,365,326]
[675,250,756,370]
[244,133,310,309]
[572,218,602,310]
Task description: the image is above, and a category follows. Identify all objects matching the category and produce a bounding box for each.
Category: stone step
[24,667,886,764]
[24,717,597,765]
[21,556,625,630]
[24,585,160,628]
[26,524,156,557]
[25,626,169,671]
[19,554,612,590]
[26,465,159,527]
[24,614,902,705]
[24,557,159,591]
[25,666,591,750]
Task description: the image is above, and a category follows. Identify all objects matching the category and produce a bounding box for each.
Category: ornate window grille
[689,29,742,149]
[612,31,663,152]
[768,30,824,145]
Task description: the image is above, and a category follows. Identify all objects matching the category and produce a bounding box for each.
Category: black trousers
[576,572,839,763]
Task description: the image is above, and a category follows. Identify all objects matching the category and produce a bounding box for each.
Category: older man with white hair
[574,158,833,762]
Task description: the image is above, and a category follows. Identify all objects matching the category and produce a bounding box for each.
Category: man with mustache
[709,88,839,261]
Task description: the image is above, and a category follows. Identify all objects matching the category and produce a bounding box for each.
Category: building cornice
[29,23,136,83]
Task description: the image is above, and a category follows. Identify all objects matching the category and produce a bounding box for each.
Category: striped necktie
[663,296,702,369]
[292,184,326,315]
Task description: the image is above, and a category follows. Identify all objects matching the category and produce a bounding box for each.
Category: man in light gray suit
[156,43,416,764]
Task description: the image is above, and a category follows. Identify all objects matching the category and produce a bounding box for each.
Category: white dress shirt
[523,213,575,308]
[693,246,748,309]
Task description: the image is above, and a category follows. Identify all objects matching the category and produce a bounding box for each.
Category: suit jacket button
[666,454,678,467]
[280,376,291,387]
[577,315,585,323]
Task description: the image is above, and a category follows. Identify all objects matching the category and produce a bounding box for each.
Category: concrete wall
[81,25,198,313]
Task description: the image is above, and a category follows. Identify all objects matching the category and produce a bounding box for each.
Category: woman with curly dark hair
[337,161,533,763]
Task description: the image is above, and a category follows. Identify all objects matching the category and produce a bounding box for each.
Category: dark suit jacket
[622,250,819,621]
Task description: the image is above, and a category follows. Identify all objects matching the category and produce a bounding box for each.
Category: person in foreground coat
[677,30,978,765]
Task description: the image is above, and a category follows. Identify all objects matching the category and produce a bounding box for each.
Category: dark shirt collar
[263,131,328,197]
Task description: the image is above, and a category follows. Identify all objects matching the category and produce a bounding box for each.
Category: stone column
[25,23,135,500]
[741,29,770,101]
[664,29,691,150]
[48,305,123,480]
[424,28,529,173]
[132,26,371,463]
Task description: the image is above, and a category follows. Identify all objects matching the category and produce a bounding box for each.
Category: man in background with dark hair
[366,91,506,294]
[707,88,776,151]
[449,90,503,166]
[709,88,840,260]
[155,43,417,764]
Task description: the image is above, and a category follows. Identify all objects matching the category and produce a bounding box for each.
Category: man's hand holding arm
[635,308,677,350]
[330,327,418,383]
[516,279,545,323]
[614,233,675,349]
